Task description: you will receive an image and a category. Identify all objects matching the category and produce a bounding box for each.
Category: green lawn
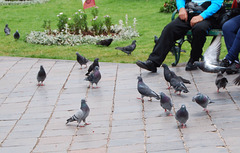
[0,0,228,65]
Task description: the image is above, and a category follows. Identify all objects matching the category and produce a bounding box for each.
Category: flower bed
[26,8,139,46]
[26,22,139,46]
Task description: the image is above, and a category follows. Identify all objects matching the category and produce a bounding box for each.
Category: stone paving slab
[0,56,240,153]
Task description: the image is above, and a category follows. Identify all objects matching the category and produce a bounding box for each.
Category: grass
[0,0,228,65]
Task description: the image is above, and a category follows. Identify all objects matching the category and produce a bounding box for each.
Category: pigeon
[162,64,191,89]
[85,58,99,76]
[194,34,227,73]
[137,76,160,102]
[170,76,189,95]
[233,74,240,85]
[175,104,189,128]
[192,93,214,113]
[76,52,89,69]
[4,24,10,35]
[115,40,136,55]
[159,92,173,116]
[37,65,46,86]
[66,99,90,127]
[14,30,20,40]
[84,66,101,88]
[154,35,159,44]
[96,38,113,46]
[215,72,228,93]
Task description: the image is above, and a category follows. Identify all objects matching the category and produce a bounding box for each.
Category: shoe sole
[136,61,157,73]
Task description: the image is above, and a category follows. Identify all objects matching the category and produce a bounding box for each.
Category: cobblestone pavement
[0,56,240,153]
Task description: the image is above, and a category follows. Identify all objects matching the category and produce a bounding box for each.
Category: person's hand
[179,8,188,22]
[190,15,204,27]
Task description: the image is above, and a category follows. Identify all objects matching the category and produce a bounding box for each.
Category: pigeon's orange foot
[84,123,91,125]
[181,124,187,128]
[203,108,209,113]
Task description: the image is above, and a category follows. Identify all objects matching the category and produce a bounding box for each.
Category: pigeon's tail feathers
[234,75,240,85]
[66,115,77,124]
[209,101,215,104]
[179,76,191,84]
[115,47,123,50]
[155,94,160,100]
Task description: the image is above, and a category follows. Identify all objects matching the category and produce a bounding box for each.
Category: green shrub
[160,0,176,13]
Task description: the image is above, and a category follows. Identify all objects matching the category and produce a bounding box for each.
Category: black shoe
[136,60,157,72]
[226,61,240,74]
[220,58,231,67]
[185,59,198,71]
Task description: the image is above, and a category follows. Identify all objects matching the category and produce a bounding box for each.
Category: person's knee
[222,21,231,33]
[192,24,208,35]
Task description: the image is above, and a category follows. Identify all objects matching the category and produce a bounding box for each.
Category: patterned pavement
[0,56,240,153]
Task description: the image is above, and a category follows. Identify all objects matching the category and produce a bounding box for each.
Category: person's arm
[190,0,224,27]
[176,0,186,11]
[200,0,224,19]
[177,0,188,21]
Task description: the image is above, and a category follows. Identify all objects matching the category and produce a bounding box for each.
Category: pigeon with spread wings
[194,34,227,73]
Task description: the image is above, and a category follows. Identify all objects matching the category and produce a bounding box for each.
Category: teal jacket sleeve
[176,0,224,19]
[200,0,224,19]
[176,0,186,11]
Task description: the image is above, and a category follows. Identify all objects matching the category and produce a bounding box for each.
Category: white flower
[93,16,98,21]
[59,12,63,15]
[75,12,78,14]
[57,15,59,17]
[68,18,71,20]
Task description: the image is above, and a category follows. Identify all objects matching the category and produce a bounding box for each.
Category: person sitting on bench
[136,0,224,72]
[220,0,240,74]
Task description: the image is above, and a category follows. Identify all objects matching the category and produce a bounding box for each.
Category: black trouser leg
[148,17,191,67]
[190,19,212,61]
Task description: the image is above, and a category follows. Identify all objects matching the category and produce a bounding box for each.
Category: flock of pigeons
[137,34,240,128]
[4,24,20,40]
[22,30,240,128]
[36,52,102,127]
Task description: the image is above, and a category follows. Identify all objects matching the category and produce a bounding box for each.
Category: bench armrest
[171,9,178,21]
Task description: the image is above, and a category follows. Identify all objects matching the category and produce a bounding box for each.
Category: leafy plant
[57,12,68,32]
[160,0,176,13]
[104,15,112,33]
[91,16,103,35]
[91,6,99,17]
[42,20,51,34]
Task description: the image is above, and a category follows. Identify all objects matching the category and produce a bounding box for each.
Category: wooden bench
[170,3,232,66]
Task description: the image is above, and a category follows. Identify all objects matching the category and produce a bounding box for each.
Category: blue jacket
[176,0,224,19]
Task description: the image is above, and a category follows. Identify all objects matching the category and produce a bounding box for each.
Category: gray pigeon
[84,66,101,88]
[215,72,228,93]
[170,76,189,95]
[192,93,213,113]
[14,30,20,40]
[175,104,189,128]
[162,64,191,89]
[37,65,46,86]
[233,74,240,86]
[115,40,136,55]
[96,38,113,46]
[4,24,10,35]
[159,92,173,116]
[66,99,90,127]
[76,52,89,69]
[137,76,160,102]
[194,34,227,73]
[85,58,99,76]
